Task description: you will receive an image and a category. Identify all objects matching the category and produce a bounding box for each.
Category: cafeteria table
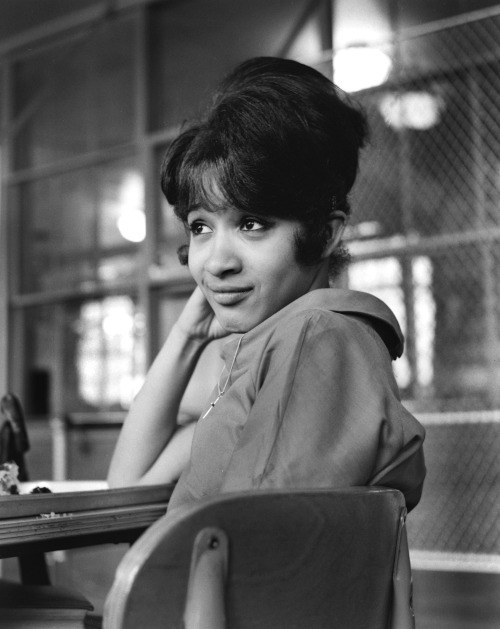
[0,481,173,559]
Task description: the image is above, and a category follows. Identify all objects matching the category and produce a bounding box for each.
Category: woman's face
[187,201,328,333]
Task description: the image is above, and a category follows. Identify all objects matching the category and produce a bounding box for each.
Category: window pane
[19,298,146,414]
[430,244,497,409]
[148,0,318,130]
[19,158,144,293]
[348,245,500,411]
[348,257,412,391]
[12,13,136,170]
[75,296,146,410]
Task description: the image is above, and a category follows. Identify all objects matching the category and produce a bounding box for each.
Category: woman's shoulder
[250,288,404,360]
[276,301,355,337]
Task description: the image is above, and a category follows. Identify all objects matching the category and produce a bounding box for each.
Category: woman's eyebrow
[188,202,231,215]
[185,204,209,217]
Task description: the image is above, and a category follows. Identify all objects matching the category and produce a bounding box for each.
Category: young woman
[108,57,426,513]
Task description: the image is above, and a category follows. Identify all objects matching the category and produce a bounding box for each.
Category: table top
[0,481,174,558]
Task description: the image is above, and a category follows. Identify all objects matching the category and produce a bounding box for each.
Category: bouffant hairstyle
[161,56,368,275]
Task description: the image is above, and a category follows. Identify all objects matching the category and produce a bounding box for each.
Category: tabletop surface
[0,481,174,558]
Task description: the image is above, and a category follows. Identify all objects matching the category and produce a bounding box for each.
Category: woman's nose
[204,233,242,276]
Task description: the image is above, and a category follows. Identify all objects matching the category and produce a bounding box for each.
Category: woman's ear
[322,210,347,258]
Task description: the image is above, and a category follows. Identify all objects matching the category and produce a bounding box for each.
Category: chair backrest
[104,487,413,629]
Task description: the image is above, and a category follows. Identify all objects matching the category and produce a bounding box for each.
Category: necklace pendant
[201,393,222,419]
[201,335,243,420]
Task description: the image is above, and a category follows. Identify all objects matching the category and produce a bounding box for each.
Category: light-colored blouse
[167,288,426,514]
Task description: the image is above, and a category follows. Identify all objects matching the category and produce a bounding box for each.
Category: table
[0,482,174,559]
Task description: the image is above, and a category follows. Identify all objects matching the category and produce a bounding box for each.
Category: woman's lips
[209,288,253,305]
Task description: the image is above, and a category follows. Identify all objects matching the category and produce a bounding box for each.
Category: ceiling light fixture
[333,0,393,92]
[117,208,146,243]
[379,91,445,130]
[333,45,392,92]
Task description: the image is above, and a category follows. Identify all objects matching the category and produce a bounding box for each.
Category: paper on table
[19,480,109,494]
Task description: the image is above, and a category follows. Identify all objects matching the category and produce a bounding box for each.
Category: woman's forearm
[130,422,197,486]
[107,324,207,487]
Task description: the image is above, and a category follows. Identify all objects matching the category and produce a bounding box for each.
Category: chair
[104,487,414,629]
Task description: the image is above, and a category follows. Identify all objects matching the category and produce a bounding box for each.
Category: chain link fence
[407,413,500,571]
[343,9,500,568]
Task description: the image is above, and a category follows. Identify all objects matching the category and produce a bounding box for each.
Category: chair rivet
[208,536,219,549]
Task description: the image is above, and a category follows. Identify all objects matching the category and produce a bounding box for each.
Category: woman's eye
[189,222,211,235]
[241,218,266,231]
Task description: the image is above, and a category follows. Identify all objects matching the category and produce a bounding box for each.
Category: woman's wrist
[170,321,213,349]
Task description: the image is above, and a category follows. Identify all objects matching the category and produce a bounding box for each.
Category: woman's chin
[215,312,254,335]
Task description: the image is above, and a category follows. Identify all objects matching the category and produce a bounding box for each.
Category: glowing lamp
[334,45,392,92]
[117,208,146,243]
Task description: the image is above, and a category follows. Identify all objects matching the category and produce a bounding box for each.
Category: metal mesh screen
[407,417,500,555]
[343,10,500,566]
[348,10,500,412]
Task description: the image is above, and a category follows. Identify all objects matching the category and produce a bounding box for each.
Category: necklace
[201,335,244,419]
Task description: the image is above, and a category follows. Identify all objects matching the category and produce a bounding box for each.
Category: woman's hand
[175,287,228,343]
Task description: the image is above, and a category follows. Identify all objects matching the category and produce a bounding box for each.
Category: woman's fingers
[177,288,228,341]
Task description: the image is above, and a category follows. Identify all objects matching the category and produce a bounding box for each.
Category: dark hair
[161,56,368,273]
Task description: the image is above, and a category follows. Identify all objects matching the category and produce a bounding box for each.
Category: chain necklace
[201,335,244,419]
